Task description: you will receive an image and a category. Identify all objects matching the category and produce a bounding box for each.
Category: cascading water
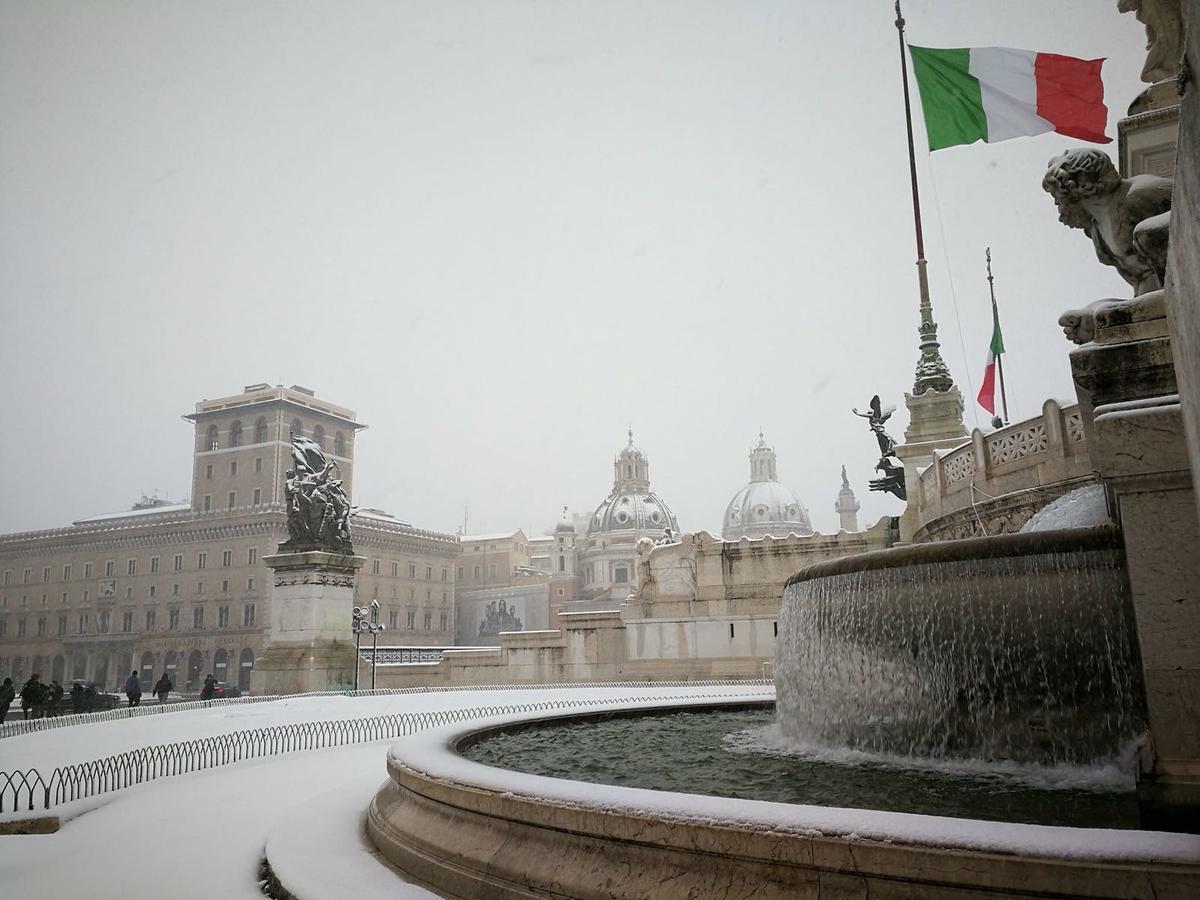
[775,527,1146,768]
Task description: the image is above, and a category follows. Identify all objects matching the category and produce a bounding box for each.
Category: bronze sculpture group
[281,436,354,553]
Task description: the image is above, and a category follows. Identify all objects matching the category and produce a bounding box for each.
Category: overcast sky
[0,1,1145,538]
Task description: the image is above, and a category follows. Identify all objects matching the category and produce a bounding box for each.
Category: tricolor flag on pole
[908,46,1109,151]
[977,263,1007,419]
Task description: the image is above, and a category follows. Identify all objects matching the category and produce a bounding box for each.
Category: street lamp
[351,599,386,691]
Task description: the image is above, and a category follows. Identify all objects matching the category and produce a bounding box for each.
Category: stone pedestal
[1119,79,1181,179]
[250,550,365,696]
[897,387,967,542]
[1069,332,1200,829]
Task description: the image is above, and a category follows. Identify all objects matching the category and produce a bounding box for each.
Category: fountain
[776,526,1146,769]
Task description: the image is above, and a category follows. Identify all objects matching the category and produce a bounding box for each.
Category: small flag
[908,46,1109,151]
[977,303,1006,415]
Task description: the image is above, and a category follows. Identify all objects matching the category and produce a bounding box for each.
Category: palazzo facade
[0,383,459,693]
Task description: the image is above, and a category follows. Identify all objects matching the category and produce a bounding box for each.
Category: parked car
[212,682,241,699]
[67,680,122,712]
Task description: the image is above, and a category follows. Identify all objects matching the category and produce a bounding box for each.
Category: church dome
[586,430,680,537]
[721,432,813,540]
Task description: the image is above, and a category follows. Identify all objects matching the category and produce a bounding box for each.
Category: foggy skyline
[1,1,1145,539]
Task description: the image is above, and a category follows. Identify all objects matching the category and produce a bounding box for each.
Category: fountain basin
[366,697,1200,900]
[779,526,1145,766]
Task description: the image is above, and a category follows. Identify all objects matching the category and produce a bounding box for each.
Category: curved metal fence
[0,678,772,740]
[0,689,771,814]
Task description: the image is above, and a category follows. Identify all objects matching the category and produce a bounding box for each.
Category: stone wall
[912,399,1095,541]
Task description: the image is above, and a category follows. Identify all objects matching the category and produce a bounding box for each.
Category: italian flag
[977,303,1006,416]
[908,46,1110,151]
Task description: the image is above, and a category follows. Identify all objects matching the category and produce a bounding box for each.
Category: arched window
[238,647,255,691]
[312,425,325,449]
[254,417,268,443]
[334,432,345,457]
[558,555,565,572]
[229,420,243,447]
[187,650,203,689]
[290,419,303,439]
[206,425,219,451]
[213,648,229,682]
[140,652,155,678]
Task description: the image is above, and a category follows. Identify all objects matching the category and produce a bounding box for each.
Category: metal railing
[0,678,773,740]
[0,688,771,814]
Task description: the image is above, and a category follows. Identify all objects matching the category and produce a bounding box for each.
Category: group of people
[1,674,67,721]
[122,671,176,707]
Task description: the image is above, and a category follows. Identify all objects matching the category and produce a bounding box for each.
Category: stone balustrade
[913,399,1095,542]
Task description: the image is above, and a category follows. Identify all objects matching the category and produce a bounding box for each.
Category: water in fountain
[776,528,1146,769]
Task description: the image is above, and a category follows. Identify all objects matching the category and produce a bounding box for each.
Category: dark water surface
[461,708,1140,829]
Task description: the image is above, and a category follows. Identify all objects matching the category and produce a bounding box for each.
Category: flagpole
[894,1,954,398]
[985,247,1009,424]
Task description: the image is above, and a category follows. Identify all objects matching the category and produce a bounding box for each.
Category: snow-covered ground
[0,684,770,899]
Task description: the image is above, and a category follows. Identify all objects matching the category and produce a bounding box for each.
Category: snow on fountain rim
[387,696,1200,865]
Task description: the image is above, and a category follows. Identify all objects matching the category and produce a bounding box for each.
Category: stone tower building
[835,466,861,533]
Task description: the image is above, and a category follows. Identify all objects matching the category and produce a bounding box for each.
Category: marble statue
[281,436,354,553]
[1118,0,1186,83]
[854,395,906,501]
[1043,149,1175,344]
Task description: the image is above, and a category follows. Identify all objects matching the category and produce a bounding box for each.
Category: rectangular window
[773,621,778,637]
[193,607,204,629]
[423,611,432,630]
[425,565,432,580]
[488,564,496,578]
[127,559,137,576]
[198,552,207,569]
[247,577,254,592]
[243,603,256,627]
[150,557,160,574]
[169,609,179,631]
[227,492,236,509]
[457,567,464,581]
[390,561,398,577]
[61,591,68,605]
[37,616,46,636]
[230,460,237,477]
[149,584,156,599]
[23,568,31,583]
[105,561,114,577]
[78,612,88,634]
[248,548,257,565]
[173,583,180,596]
[0,619,6,637]
[252,488,261,505]
[18,618,26,637]
[729,623,735,639]
[220,579,229,594]
[218,605,229,627]
[196,580,204,594]
[206,464,213,479]
[406,610,416,629]
[222,549,232,567]
[122,611,133,633]
[174,554,183,572]
[370,559,379,575]
[42,566,50,583]
[614,567,628,584]
[83,590,89,603]
[2,570,9,585]
[408,563,416,578]
[389,609,398,629]
[439,612,448,631]
[255,457,263,473]
[41,593,47,607]
[204,495,212,512]
[441,567,448,582]
[85,562,93,578]
[473,565,480,580]
[98,610,110,634]
[145,609,156,631]
[57,615,67,635]
[125,587,133,600]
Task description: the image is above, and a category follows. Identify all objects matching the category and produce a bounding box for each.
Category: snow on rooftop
[460,531,521,542]
[74,503,191,524]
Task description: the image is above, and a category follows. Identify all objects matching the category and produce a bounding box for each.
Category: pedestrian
[200,673,216,701]
[124,670,143,708]
[70,681,84,714]
[153,673,172,704]
[47,680,64,717]
[20,673,47,719]
[0,677,15,724]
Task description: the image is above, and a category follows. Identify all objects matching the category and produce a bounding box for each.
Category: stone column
[250,550,365,696]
